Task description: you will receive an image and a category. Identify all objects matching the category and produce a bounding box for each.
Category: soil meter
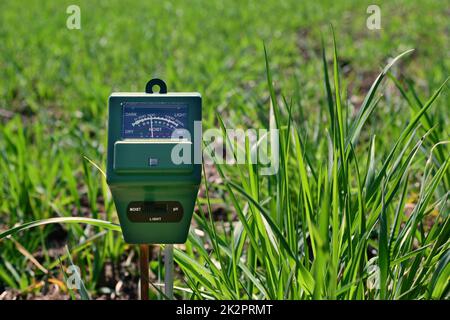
[106,79,201,244]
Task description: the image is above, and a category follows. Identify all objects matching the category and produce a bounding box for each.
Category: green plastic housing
[106,92,201,244]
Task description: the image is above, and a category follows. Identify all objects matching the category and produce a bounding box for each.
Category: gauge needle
[150,116,153,138]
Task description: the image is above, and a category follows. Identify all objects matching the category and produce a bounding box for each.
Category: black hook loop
[145,78,167,94]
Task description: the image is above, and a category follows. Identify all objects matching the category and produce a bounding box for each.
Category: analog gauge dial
[122,103,188,139]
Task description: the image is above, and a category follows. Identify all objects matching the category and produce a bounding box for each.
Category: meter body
[106,82,201,244]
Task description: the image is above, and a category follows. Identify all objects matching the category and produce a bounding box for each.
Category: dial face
[122,103,188,139]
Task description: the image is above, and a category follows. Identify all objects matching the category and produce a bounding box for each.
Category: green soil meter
[106,79,201,244]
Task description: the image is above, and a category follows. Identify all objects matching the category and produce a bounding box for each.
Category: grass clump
[172,34,449,300]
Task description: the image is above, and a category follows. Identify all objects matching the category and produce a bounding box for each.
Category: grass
[0,0,449,300]
[169,35,449,299]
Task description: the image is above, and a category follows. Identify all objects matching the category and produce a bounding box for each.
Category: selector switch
[126,201,184,223]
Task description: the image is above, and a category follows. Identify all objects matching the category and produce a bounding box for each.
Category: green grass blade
[0,217,122,240]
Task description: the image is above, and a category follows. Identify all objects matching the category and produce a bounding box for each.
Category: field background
[0,0,448,299]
